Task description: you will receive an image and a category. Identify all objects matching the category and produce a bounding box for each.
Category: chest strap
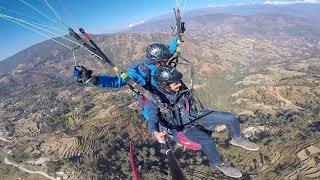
[139,65,152,91]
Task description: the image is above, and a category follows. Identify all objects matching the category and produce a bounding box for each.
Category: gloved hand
[153,131,166,144]
[73,66,95,84]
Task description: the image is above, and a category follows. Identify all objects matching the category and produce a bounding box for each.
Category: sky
[0,0,319,61]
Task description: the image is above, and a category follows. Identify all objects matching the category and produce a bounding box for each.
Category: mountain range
[0,4,319,180]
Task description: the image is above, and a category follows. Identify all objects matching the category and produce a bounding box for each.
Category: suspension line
[0,13,81,47]
[0,14,73,50]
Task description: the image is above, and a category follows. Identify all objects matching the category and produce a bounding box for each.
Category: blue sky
[0,0,319,61]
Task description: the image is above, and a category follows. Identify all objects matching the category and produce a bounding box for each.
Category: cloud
[128,20,145,28]
[208,4,227,7]
[264,0,320,5]
[208,3,252,8]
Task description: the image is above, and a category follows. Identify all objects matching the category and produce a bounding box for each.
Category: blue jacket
[93,37,179,132]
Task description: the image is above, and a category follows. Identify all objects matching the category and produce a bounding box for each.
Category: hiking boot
[214,163,242,178]
[230,137,259,151]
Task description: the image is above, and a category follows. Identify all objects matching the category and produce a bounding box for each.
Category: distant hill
[0,38,69,75]
[143,4,320,26]
[130,13,320,38]
[1,11,320,76]
[184,4,320,22]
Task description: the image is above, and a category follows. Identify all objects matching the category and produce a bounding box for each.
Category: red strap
[141,96,148,105]
[130,141,140,180]
[185,100,190,112]
[177,132,201,151]
[82,32,91,41]
[138,65,150,106]
[140,65,150,73]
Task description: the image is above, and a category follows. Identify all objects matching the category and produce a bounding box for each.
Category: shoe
[230,137,259,151]
[214,163,242,178]
[176,132,201,151]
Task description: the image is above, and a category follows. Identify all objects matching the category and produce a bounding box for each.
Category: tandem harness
[128,64,154,110]
[158,95,214,151]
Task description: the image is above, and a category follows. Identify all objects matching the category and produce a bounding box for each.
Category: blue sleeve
[95,76,127,88]
[94,66,144,88]
[143,100,160,132]
[126,66,146,86]
[169,37,179,55]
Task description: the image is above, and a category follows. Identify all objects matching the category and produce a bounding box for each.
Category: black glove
[73,66,96,84]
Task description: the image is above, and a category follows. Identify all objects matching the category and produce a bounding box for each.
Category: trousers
[180,110,241,166]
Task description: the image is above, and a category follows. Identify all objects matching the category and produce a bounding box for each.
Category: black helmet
[146,43,171,63]
[154,65,183,87]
